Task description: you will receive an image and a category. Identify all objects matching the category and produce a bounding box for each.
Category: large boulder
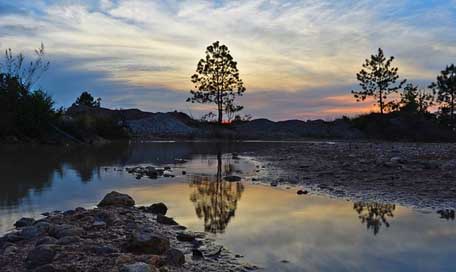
[146,203,168,215]
[98,191,135,207]
[126,229,170,255]
[25,245,56,268]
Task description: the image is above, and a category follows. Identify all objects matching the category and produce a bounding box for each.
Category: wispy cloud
[0,0,455,120]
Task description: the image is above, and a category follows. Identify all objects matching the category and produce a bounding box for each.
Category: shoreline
[251,141,456,210]
[0,192,255,272]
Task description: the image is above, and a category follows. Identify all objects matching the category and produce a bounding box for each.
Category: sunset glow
[0,0,455,119]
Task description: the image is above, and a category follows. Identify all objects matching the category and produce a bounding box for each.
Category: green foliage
[73,91,101,108]
[187,41,246,124]
[429,64,456,123]
[352,48,406,114]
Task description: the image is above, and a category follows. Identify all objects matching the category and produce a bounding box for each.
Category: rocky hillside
[64,105,364,140]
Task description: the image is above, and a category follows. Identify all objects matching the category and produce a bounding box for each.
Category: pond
[0,142,455,271]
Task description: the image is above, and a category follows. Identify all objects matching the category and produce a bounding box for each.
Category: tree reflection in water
[353,202,395,235]
[189,152,244,234]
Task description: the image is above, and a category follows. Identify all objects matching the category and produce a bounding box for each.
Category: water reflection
[353,202,396,235]
[189,152,245,233]
[0,142,269,208]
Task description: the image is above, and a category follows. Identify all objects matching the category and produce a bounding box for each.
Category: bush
[0,74,57,139]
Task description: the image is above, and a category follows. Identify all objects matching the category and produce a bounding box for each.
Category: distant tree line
[352,48,456,128]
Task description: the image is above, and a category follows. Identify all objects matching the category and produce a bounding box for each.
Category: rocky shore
[253,142,456,210]
[0,192,255,272]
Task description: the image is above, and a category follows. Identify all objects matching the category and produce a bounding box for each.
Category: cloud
[0,0,455,119]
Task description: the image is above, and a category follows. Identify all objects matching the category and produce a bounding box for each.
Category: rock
[119,262,151,272]
[92,220,107,228]
[95,210,119,225]
[25,245,56,268]
[156,214,178,225]
[36,236,57,246]
[390,157,405,164]
[146,203,168,215]
[50,224,83,239]
[34,221,52,233]
[223,176,242,182]
[57,235,80,245]
[97,191,135,207]
[14,217,35,228]
[3,245,17,256]
[176,232,195,242]
[91,245,118,254]
[20,226,44,239]
[297,190,308,195]
[126,230,170,255]
[63,209,76,216]
[33,264,57,272]
[5,232,23,242]
[148,255,164,267]
[192,249,204,259]
[165,248,185,266]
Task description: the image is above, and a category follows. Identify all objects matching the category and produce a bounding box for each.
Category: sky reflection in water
[0,142,455,271]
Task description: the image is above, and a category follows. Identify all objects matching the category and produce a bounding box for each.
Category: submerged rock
[97,191,135,207]
[223,176,242,182]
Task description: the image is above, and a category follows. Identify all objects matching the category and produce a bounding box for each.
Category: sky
[0,0,455,120]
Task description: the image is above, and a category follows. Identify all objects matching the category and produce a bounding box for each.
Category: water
[1,142,455,271]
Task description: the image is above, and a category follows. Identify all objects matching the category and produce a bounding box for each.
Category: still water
[1,142,455,271]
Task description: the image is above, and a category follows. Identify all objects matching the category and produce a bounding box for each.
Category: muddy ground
[250,141,456,210]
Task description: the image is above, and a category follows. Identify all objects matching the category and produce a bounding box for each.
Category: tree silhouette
[73,91,101,108]
[353,202,395,235]
[1,43,49,90]
[0,44,55,138]
[399,83,434,114]
[187,41,246,124]
[429,64,456,123]
[352,48,406,114]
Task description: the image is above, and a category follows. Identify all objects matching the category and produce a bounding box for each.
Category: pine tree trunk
[218,108,223,124]
[451,94,454,124]
[379,90,384,115]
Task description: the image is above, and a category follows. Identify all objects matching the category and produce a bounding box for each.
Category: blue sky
[0,0,455,120]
